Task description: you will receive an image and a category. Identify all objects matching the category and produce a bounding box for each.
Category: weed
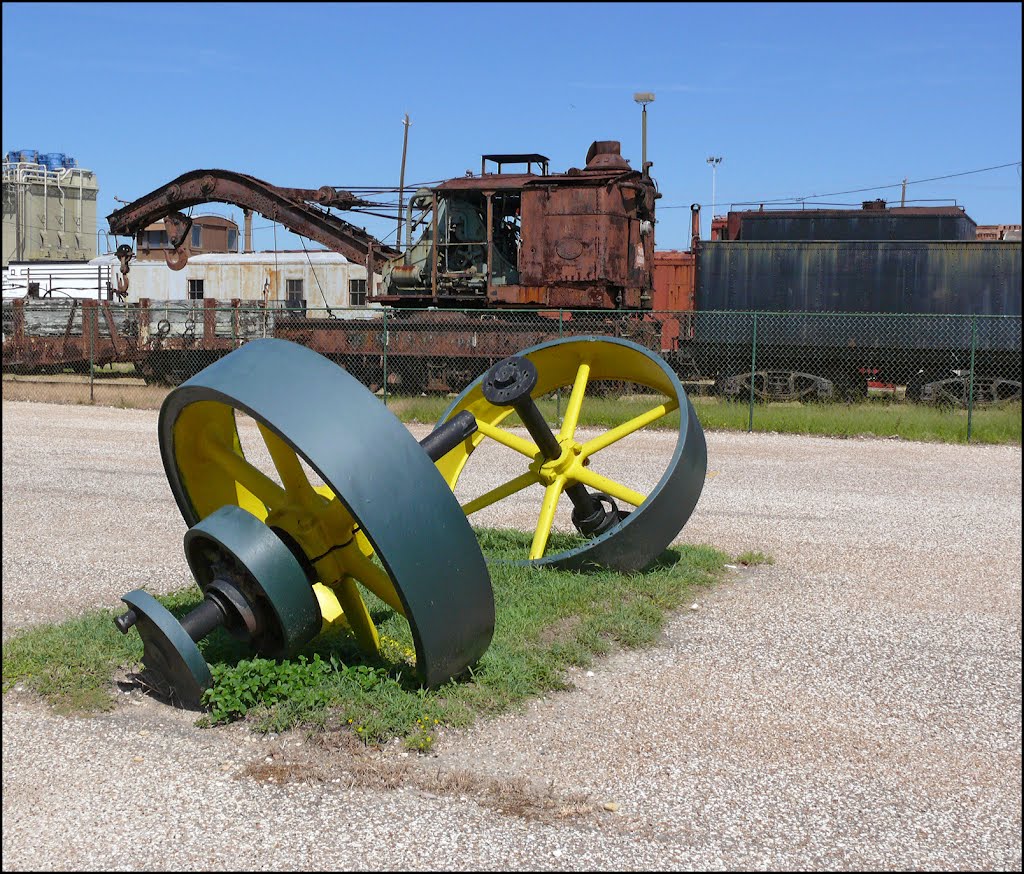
[199,655,337,726]
[378,391,1021,445]
[735,551,774,567]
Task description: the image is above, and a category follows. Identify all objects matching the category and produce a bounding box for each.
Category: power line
[660,160,1022,210]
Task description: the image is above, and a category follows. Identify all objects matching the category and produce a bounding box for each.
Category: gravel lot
[3,399,1021,871]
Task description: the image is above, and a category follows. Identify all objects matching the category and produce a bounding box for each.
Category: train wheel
[433,337,707,572]
[158,338,493,687]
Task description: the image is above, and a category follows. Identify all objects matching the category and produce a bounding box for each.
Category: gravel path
[2,400,1021,870]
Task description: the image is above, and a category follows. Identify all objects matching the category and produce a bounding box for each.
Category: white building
[122,250,381,315]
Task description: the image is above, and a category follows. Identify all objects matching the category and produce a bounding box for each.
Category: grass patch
[0,587,220,714]
[5,376,1018,443]
[734,551,774,567]
[2,528,730,749]
[693,397,1022,445]
[381,391,1021,445]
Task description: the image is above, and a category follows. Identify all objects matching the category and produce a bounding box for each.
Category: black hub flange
[482,356,539,407]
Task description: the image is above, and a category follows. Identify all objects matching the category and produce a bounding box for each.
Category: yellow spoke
[558,360,591,441]
[257,423,322,509]
[343,546,405,616]
[475,419,539,459]
[529,478,564,560]
[330,575,380,656]
[461,471,540,516]
[580,398,679,459]
[203,436,289,510]
[571,466,647,508]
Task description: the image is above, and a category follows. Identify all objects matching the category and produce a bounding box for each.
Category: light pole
[706,156,723,238]
[633,92,655,173]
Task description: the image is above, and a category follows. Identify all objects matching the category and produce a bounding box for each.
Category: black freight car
[684,203,1022,403]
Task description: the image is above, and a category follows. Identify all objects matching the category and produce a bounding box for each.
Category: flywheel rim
[158,338,494,687]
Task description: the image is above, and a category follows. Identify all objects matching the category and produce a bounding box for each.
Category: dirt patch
[536,614,583,647]
[240,727,602,824]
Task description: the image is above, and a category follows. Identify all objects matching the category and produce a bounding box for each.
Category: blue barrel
[7,149,39,164]
[61,155,78,169]
[41,153,67,171]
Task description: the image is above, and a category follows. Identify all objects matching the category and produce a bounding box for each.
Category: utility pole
[633,92,655,174]
[900,177,908,207]
[707,156,723,238]
[397,114,411,253]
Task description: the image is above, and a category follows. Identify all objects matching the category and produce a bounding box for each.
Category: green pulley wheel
[158,338,494,687]
[184,504,322,658]
[116,505,323,707]
[433,336,708,572]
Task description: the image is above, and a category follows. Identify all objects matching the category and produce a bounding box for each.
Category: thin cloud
[567,82,733,94]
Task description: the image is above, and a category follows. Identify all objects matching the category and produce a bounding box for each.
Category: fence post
[89,301,95,404]
[748,311,758,432]
[382,306,389,407]
[967,314,977,443]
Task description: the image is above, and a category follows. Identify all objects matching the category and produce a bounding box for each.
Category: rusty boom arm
[106,169,401,265]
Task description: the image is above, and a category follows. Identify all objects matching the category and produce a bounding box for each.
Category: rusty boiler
[376,141,660,310]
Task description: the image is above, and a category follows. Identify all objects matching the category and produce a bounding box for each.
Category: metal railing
[2,299,1020,442]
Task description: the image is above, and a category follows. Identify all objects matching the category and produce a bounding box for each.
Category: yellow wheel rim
[434,336,707,571]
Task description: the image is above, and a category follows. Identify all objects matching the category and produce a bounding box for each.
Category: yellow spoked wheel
[158,338,494,687]
[434,336,707,572]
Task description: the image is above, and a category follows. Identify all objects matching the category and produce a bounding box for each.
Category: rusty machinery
[115,336,706,707]
[105,141,657,311]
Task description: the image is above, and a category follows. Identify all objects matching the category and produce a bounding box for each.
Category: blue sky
[3,2,1021,253]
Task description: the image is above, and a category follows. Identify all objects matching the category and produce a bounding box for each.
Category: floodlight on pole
[633,92,655,172]
[706,156,723,238]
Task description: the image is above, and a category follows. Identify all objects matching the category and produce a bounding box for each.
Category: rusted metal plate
[518,180,652,308]
[651,250,695,351]
[1,299,142,370]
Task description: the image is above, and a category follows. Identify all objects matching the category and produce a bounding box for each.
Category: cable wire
[300,235,334,318]
[660,160,1022,210]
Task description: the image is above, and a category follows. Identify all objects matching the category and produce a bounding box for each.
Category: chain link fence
[3,298,1021,442]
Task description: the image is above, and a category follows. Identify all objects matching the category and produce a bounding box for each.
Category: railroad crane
[103,140,661,391]
[105,140,658,311]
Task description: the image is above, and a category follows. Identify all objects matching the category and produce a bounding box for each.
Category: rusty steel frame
[107,169,400,267]
[2,298,139,371]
